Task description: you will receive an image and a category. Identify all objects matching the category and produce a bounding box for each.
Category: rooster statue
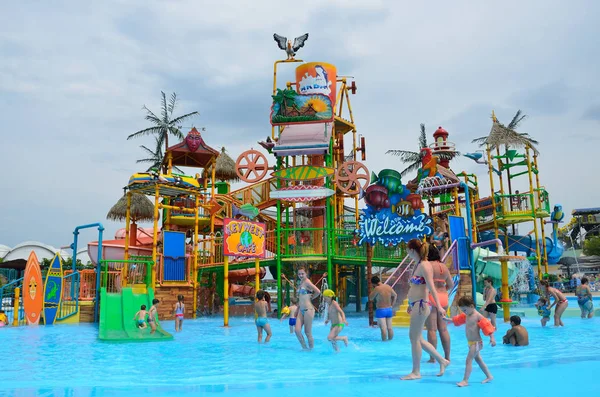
[273,33,309,60]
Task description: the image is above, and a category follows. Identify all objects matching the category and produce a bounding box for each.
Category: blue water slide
[478,231,564,264]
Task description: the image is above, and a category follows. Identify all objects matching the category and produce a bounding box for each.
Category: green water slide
[99,287,173,342]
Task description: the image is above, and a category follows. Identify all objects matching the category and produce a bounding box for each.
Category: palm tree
[135,136,183,173]
[472,110,539,153]
[127,91,199,154]
[386,124,460,177]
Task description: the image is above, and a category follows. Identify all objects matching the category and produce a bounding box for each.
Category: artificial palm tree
[472,110,539,153]
[135,136,183,173]
[386,124,460,177]
[127,91,199,155]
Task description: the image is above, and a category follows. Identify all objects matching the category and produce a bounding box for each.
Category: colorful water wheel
[336,161,369,195]
[235,150,269,183]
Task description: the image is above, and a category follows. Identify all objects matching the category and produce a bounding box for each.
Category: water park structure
[0,36,571,336]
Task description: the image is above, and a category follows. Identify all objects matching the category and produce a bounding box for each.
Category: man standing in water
[369,276,397,341]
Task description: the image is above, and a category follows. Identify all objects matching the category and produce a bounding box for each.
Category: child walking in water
[148,299,160,334]
[446,296,495,387]
[323,289,348,352]
[174,295,185,332]
[280,297,298,334]
[255,290,272,343]
[134,305,148,329]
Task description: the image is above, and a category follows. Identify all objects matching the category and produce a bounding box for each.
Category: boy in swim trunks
[502,315,529,346]
[134,305,148,329]
[445,296,495,387]
[323,289,348,352]
[481,277,498,329]
[148,299,160,334]
[280,297,298,334]
[254,290,272,343]
[535,297,551,327]
[369,276,397,341]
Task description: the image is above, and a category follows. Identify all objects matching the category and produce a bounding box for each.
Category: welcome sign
[357,213,433,246]
[356,168,433,246]
[223,218,267,258]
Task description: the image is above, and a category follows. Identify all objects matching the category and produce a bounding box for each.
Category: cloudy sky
[1,0,598,249]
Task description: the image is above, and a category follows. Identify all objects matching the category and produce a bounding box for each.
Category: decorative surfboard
[23,251,43,325]
[272,166,335,181]
[43,253,63,325]
[270,185,335,202]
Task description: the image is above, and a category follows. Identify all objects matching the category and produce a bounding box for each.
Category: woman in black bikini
[401,239,449,381]
[295,266,321,350]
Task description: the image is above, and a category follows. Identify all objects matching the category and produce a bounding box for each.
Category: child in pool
[148,299,160,334]
[323,289,348,352]
[255,290,272,343]
[174,295,185,332]
[502,315,529,346]
[445,296,495,387]
[280,297,298,334]
[134,305,148,329]
[535,297,551,327]
[0,309,8,327]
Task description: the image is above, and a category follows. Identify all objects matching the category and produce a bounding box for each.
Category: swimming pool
[1,314,599,396]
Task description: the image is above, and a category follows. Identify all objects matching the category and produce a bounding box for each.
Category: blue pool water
[1,315,600,396]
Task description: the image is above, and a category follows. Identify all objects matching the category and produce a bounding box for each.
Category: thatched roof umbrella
[209,147,240,182]
[107,192,155,246]
[473,111,539,154]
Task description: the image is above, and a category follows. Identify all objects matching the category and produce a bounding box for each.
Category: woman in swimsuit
[576,277,594,319]
[425,245,454,363]
[295,266,321,350]
[401,239,449,380]
[540,280,568,326]
[430,226,448,257]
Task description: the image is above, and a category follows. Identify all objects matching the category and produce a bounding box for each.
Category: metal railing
[100,259,152,293]
[57,271,79,321]
[282,227,328,257]
[63,270,96,301]
[0,277,25,326]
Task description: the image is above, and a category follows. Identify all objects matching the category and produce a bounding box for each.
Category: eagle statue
[273,33,309,60]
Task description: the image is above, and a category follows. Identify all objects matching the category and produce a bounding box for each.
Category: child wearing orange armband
[445,296,495,387]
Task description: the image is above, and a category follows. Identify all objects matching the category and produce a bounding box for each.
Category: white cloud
[0,0,598,247]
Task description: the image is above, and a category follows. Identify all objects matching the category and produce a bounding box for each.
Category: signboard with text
[223,218,267,258]
[356,169,433,246]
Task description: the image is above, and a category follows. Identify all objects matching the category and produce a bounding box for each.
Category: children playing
[148,298,160,334]
[174,295,185,332]
[323,289,348,352]
[502,315,529,346]
[446,296,495,387]
[134,305,148,329]
[280,297,298,334]
[255,290,272,343]
[535,297,551,326]
[481,277,498,329]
